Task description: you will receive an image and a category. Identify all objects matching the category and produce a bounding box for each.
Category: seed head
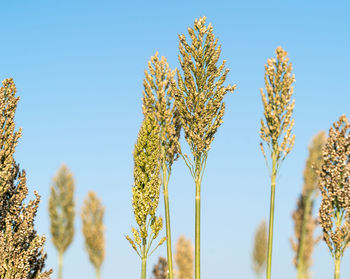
[290,132,325,275]
[49,164,75,254]
[152,257,168,279]
[132,114,161,229]
[81,191,105,271]
[291,195,320,278]
[127,114,164,256]
[173,16,236,159]
[318,115,350,258]
[303,131,327,195]
[252,220,267,277]
[0,78,52,278]
[260,47,295,164]
[175,235,194,279]
[142,52,181,170]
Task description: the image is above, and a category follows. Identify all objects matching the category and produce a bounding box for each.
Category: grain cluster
[260,46,295,165]
[173,16,236,162]
[0,78,52,278]
[81,191,105,275]
[319,115,350,258]
[126,114,165,257]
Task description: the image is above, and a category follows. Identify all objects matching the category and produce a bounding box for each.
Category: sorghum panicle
[126,114,165,258]
[49,164,75,254]
[291,131,326,279]
[252,221,267,278]
[173,16,236,162]
[319,115,350,258]
[81,191,105,274]
[175,236,194,279]
[260,46,295,165]
[303,131,327,196]
[142,52,181,169]
[0,78,52,278]
[152,257,168,279]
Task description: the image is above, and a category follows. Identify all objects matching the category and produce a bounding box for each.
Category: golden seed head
[127,114,164,257]
[175,235,194,279]
[152,257,168,279]
[290,132,325,274]
[260,46,295,163]
[318,115,350,258]
[132,114,161,228]
[0,78,22,197]
[0,78,52,278]
[252,220,267,277]
[81,191,105,270]
[49,164,75,254]
[173,16,236,159]
[142,52,181,170]
[303,131,327,195]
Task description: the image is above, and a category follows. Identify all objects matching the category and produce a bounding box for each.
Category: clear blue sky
[1,1,350,278]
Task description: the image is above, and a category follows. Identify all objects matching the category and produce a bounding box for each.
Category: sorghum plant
[252,220,267,279]
[49,164,75,279]
[81,191,105,279]
[319,115,350,279]
[142,52,181,279]
[173,16,236,279]
[126,114,166,279]
[291,131,326,279]
[260,46,295,279]
[0,78,52,278]
[175,236,194,279]
[152,257,168,279]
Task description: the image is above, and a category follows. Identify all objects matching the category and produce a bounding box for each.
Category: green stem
[333,210,343,279]
[195,175,201,279]
[96,267,101,279]
[141,256,147,279]
[266,153,277,279]
[162,156,174,279]
[58,251,63,279]
[334,256,341,279]
[296,195,312,279]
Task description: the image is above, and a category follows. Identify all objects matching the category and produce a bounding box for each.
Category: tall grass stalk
[291,132,325,279]
[142,52,181,279]
[173,16,236,279]
[126,114,166,279]
[49,164,75,279]
[260,47,295,279]
[318,115,350,279]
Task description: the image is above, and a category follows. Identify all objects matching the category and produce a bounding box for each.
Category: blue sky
[1,1,350,278]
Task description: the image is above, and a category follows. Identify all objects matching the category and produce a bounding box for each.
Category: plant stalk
[296,195,312,279]
[58,251,63,279]
[334,256,341,279]
[162,152,174,279]
[195,175,201,279]
[266,153,277,279]
[96,267,101,279]
[141,256,147,279]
